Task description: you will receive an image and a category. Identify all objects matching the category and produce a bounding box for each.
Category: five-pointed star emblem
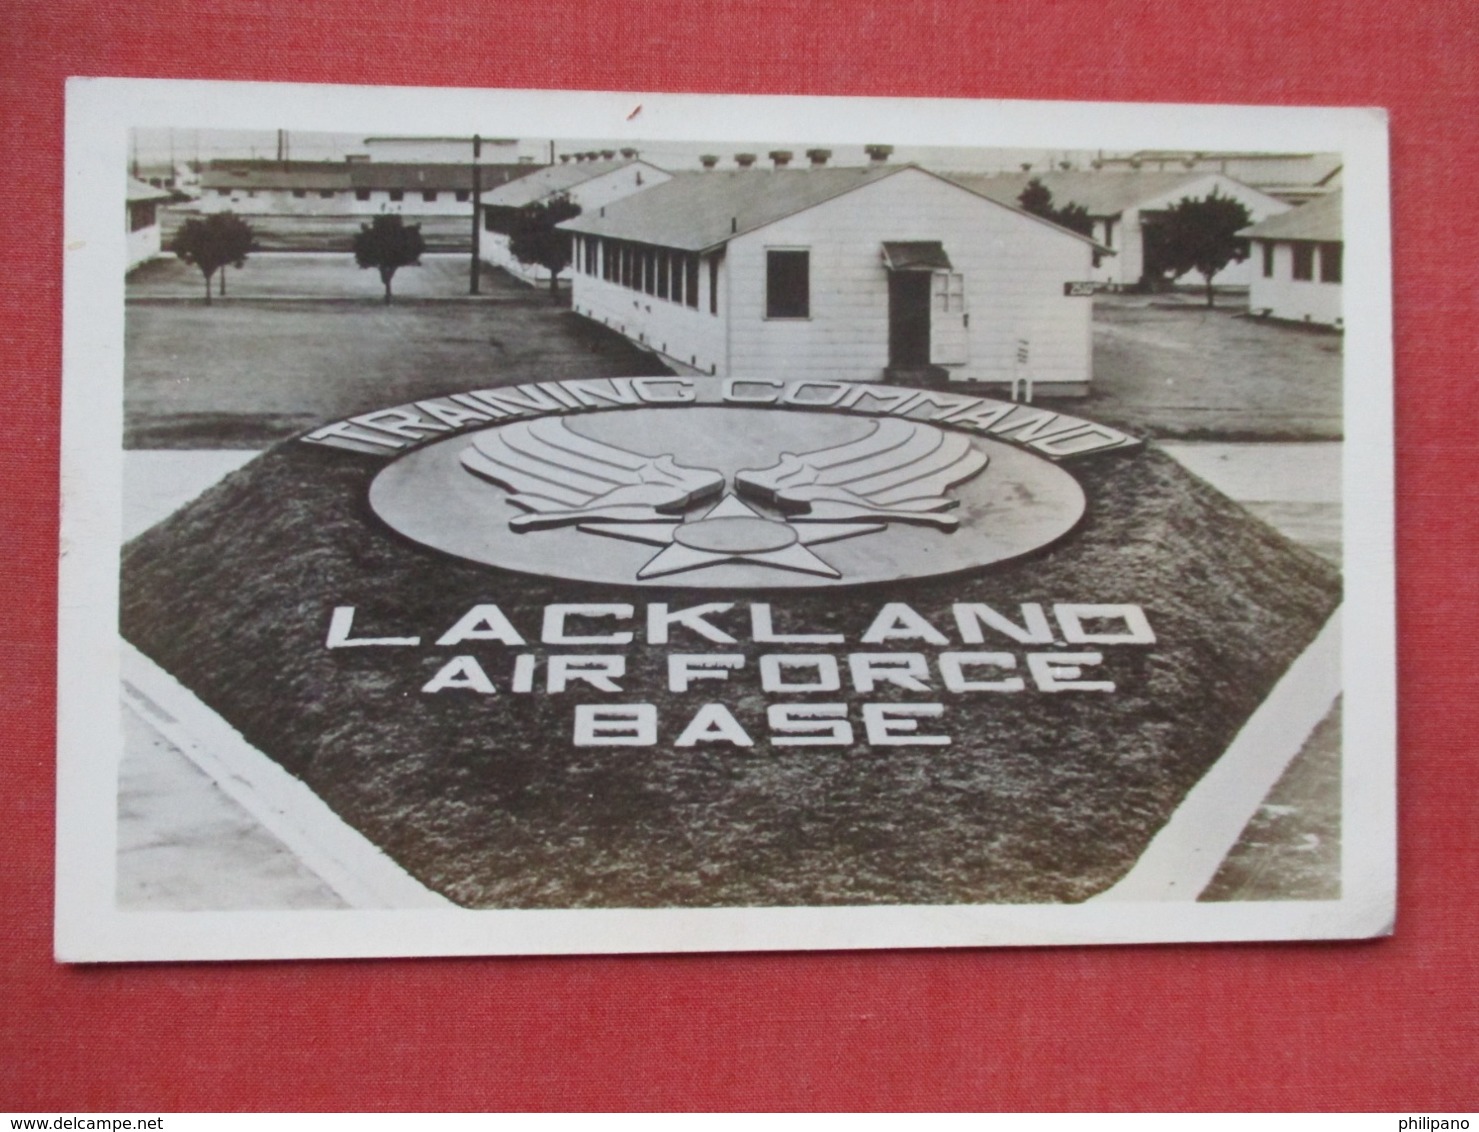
[579,494,885,579]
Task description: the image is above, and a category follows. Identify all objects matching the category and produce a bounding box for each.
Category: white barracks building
[559,164,1107,395]
[480,158,670,288]
[950,170,1290,290]
[1240,190,1343,328]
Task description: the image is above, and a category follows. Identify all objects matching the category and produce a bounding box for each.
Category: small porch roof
[881,241,952,271]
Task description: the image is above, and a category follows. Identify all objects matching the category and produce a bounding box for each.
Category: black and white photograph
[57,81,1395,960]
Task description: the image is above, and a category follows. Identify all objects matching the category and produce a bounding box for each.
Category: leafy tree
[171,212,254,305]
[353,214,426,304]
[1016,178,1094,238]
[1152,189,1254,307]
[508,194,582,295]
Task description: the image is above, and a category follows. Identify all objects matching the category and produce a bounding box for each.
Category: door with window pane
[929,271,968,365]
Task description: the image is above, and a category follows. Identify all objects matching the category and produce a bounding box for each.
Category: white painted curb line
[1092,606,1342,902]
[121,641,455,910]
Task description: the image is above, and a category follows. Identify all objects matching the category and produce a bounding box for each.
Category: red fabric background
[2,0,1475,1111]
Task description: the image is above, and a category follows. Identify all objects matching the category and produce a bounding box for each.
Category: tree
[171,212,254,305]
[353,214,426,304]
[1016,178,1094,238]
[1152,189,1254,307]
[508,194,582,295]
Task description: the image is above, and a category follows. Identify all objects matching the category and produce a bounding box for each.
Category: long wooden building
[559,164,1108,395]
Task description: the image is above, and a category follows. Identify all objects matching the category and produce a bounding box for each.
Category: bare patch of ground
[1057,293,1344,441]
[125,255,667,448]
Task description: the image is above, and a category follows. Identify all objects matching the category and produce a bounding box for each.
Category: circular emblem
[368,403,1087,588]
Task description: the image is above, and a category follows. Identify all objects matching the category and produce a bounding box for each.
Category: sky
[128,128,1096,174]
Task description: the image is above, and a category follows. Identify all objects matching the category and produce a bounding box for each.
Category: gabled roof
[126,177,174,203]
[945,170,1213,217]
[560,166,897,250]
[203,167,353,192]
[560,165,1107,253]
[1238,189,1343,242]
[481,160,653,208]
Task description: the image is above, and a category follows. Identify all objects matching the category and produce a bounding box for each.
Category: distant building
[131,161,200,196]
[362,136,544,165]
[480,159,670,287]
[126,177,173,271]
[196,160,535,217]
[1091,151,1343,205]
[1240,190,1343,328]
[560,164,1107,395]
[947,170,1291,290]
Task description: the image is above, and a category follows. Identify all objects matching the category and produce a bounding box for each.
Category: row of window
[1262,240,1342,284]
[213,188,472,203]
[573,237,718,315]
[572,238,813,320]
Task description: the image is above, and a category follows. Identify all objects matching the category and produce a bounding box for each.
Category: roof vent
[734,153,757,169]
[699,154,719,170]
[601,149,616,160]
[769,150,794,168]
[865,144,893,164]
[806,148,832,167]
[620,147,638,159]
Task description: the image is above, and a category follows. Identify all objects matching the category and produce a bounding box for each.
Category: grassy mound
[121,440,1340,907]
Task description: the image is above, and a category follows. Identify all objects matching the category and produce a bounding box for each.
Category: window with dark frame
[423,191,437,202]
[1262,242,1274,278]
[686,256,700,309]
[356,189,371,201]
[709,256,719,315]
[292,189,307,199]
[389,190,404,202]
[320,190,334,199]
[1319,242,1342,283]
[766,249,810,319]
[657,251,670,300]
[1292,243,1315,281]
[456,190,470,202]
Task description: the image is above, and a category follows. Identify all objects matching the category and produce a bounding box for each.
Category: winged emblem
[460,417,724,530]
[733,417,987,529]
[459,414,989,579]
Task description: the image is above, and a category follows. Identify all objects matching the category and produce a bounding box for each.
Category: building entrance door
[888,271,932,368]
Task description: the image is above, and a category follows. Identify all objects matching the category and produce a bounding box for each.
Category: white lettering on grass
[573,704,657,746]
[325,606,420,648]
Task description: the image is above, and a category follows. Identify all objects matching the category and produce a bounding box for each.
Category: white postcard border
[59,78,1395,961]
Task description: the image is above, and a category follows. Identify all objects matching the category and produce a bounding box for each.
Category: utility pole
[470,134,482,295]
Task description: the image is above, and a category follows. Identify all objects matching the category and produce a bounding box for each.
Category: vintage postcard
[57,79,1394,960]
